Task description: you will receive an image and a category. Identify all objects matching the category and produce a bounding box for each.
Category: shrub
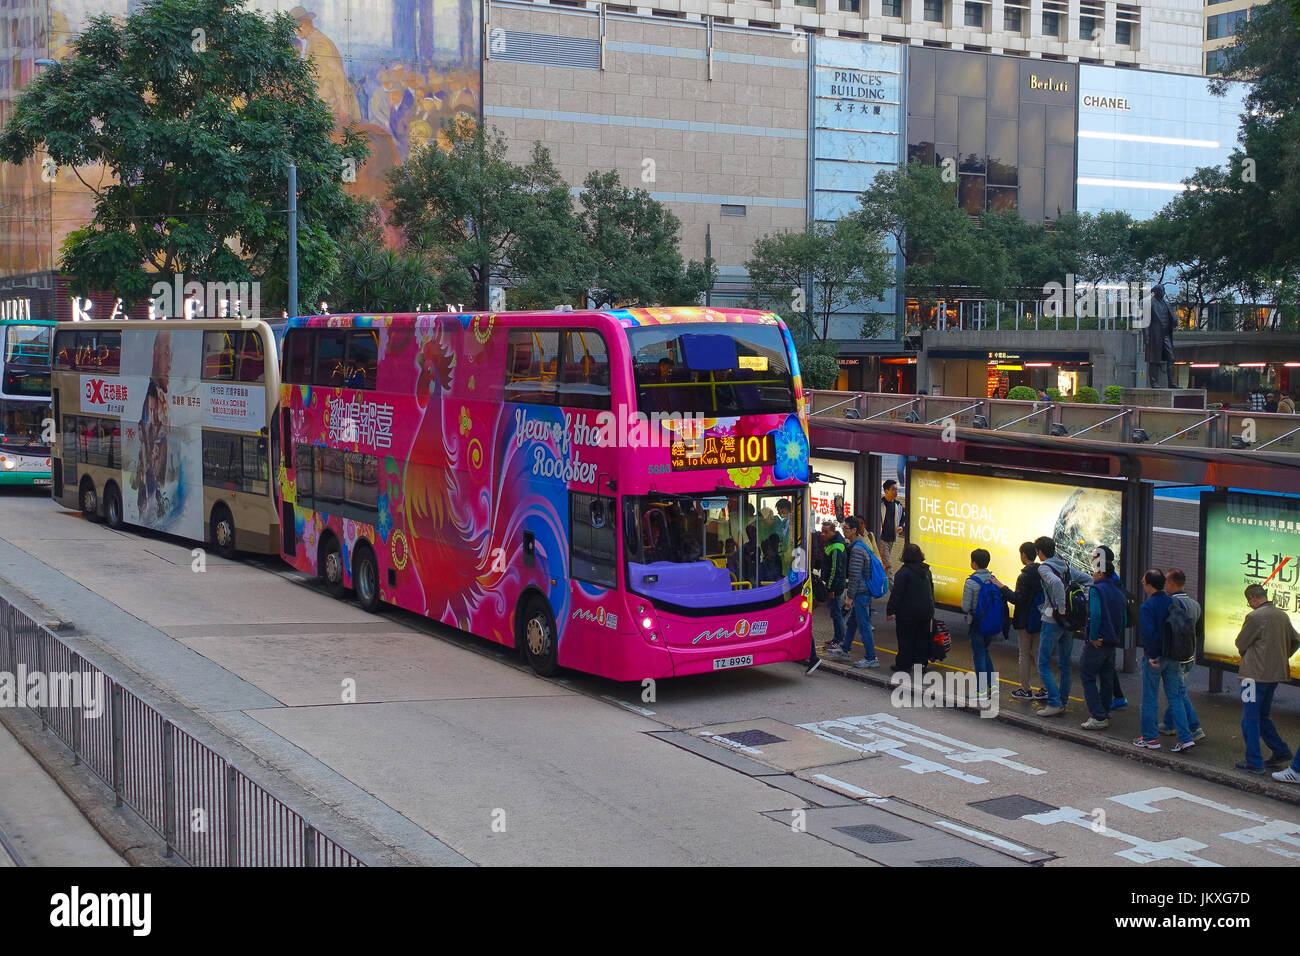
[1074,386,1101,404]
[1104,385,1123,404]
[1046,387,1061,401]
[1006,385,1038,401]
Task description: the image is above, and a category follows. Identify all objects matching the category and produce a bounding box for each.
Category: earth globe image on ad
[1052,487,1122,570]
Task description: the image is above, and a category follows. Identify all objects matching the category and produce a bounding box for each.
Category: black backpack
[1162,596,1197,664]
[1048,565,1089,632]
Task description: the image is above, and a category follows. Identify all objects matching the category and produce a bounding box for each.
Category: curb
[815,656,1300,807]
[0,706,182,867]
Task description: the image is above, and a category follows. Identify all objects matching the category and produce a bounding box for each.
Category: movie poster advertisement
[909,468,1124,608]
[1200,492,1300,681]
[118,330,205,540]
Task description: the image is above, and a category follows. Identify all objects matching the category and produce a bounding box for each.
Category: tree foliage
[0,0,367,310]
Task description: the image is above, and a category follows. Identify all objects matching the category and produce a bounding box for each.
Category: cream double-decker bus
[50,320,280,555]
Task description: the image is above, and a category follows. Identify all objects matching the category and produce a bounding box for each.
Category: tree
[744,218,893,341]
[0,0,367,312]
[387,116,588,309]
[855,162,980,313]
[577,170,715,307]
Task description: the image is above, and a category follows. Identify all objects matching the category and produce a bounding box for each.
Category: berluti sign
[1021,60,1078,105]
[1029,73,1071,93]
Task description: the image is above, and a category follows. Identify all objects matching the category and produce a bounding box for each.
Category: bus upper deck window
[283,330,312,384]
[313,330,347,387]
[236,331,265,383]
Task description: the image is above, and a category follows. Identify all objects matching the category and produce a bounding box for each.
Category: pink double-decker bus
[277,307,813,680]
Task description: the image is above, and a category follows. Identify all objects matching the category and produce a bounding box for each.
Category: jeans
[1037,621,1071,708]
[1241,680,1291,769]
[827,594,846,649]
[1140,657,1192,742]
[1161,661,1200,731]
[844,594,876,661]
[1080,643,1116,720]
[969,627,995,693]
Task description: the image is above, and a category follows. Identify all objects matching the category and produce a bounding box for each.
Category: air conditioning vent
[492,30,600,69]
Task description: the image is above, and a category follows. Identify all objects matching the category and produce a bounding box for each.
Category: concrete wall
[485,1,809,275]
[918,329,1140,394]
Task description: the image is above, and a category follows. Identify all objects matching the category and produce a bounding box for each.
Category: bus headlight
[1,457,12,470]
[641,617,654,630]
[800,598,809,611]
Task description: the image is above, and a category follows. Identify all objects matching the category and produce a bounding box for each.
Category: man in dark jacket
[993,541,1045,702]
[819,520,847,656]
[1080,546,1126,730]
[1135,569,1195,751]
[886,543,934,675]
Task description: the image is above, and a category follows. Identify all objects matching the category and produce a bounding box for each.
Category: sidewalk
[811,597,1300,804]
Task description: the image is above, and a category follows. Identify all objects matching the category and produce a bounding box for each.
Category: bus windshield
[5,324,51,366]
[0,400,49,451]
[623,488,806,609]
[629,322,796,416]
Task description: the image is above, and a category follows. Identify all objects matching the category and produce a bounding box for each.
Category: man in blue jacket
[1135,569,1195,751]
[1080,547,1126,730]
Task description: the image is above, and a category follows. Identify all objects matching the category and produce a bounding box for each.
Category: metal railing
[903,299,1300,335]
[0,596,365,867]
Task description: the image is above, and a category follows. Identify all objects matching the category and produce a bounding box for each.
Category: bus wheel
[79,479,99,521]
[210,505,236,559]
[104,484,123,530]
[519,596,559,677]
[319,536,345,598]
[352,543,380,613]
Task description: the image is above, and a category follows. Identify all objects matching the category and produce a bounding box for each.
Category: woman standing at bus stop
[887,543,936,676]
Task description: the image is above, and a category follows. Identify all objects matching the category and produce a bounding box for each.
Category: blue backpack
[864,546,888,599]
[972,576,1007,638]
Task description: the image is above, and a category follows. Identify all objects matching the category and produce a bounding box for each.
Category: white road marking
[932,819,1039,858]
[1110,786,1300,860]
[699,732,763,756]
[599,695,656,717]
[812,774,880,799]
[1024,806,1219,867]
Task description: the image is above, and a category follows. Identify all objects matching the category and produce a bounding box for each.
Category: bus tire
[352,542,381,613]
[79,478,99,522]
[104,484,123,530]
[518,595,559,677]
[210,504,236,559]
[319,535,346,598]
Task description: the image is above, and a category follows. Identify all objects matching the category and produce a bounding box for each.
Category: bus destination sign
[670,433,774,471]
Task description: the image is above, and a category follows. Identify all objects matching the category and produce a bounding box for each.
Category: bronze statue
[1147,285,1177,388]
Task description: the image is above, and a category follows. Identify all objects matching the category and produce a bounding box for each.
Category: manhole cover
[724,729,787,747]
[918,857,980,867]
[968,795,1058,820]
[834,824,912,844]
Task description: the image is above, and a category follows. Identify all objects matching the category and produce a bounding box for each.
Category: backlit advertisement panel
[1199,491,1300,681]
[908,467,1123,608]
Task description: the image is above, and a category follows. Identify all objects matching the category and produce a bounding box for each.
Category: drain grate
[723,729,787,747]
[968,795,1059,820]
[834,824,912,844]
[918,857,980,867]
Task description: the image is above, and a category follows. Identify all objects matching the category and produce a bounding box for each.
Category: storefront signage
[1030,73,1070,93]
[0,298,33,320]
[1082,94,1131,110]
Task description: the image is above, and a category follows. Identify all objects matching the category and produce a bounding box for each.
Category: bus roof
[285,307,786,330]
[0,318,56,326]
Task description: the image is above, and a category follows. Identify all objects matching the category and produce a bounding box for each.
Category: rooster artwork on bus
[279,308,814,680]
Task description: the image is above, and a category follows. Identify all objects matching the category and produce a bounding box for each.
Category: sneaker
[1036,705,1065,717]
[1011,688,1035,701]
[1272,767,1300,784]
[1170,739,1196,753]
[805,657,822,675]
[852,658,880,669]
[825,646,850,661]
[1033,688,1049,701]
[1191,728,1207,742]
[1111,697,1129,710]
[1081,717,1110,730]
[1132,736,1160,749]
[1235,760,1266,775]
[1156,724,1175,736]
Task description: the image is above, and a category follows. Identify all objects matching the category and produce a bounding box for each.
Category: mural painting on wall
[0,0,481,275]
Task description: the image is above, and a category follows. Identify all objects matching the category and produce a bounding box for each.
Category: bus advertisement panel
[279,309,813,681]
[1199,490,1300,682]
[52,321,279,554]
[0,319,55,486]
[908,466,1124,608]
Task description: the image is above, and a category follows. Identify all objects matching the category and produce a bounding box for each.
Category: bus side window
[283,330,313,384]
[346,331,378,390]
[558,330,611,410]
[202,331,235,380]
[504,329,558,405]
[237,331,265,383]
[314,331,348,388]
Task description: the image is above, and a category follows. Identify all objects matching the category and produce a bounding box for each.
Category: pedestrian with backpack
[993,541,1046,702]
[1158,569,1205,741]
[1134,569,1195,752]
[1034,536,1091,717]
[1080,546,1126,729]
[830,516,885,669]
[962,549,1005,698]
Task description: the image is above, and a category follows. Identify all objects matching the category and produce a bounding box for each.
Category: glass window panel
[295,444,314,502]
[959,173,986,213]
[504,329,560,405]
[283,330,313,384]
[314,330,348,387]
[924,0,944,21]
[964,2,983,26]
[570,492,617,588]
[346,330,379,390]
[236,331,267,384]
[907,50,936,117]
[203,330,236,381]
[558,330,611,410]
[344,451,378,510]
[316,447,344,503]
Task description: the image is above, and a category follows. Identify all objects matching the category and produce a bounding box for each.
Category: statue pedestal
[1122,388,1207,410]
